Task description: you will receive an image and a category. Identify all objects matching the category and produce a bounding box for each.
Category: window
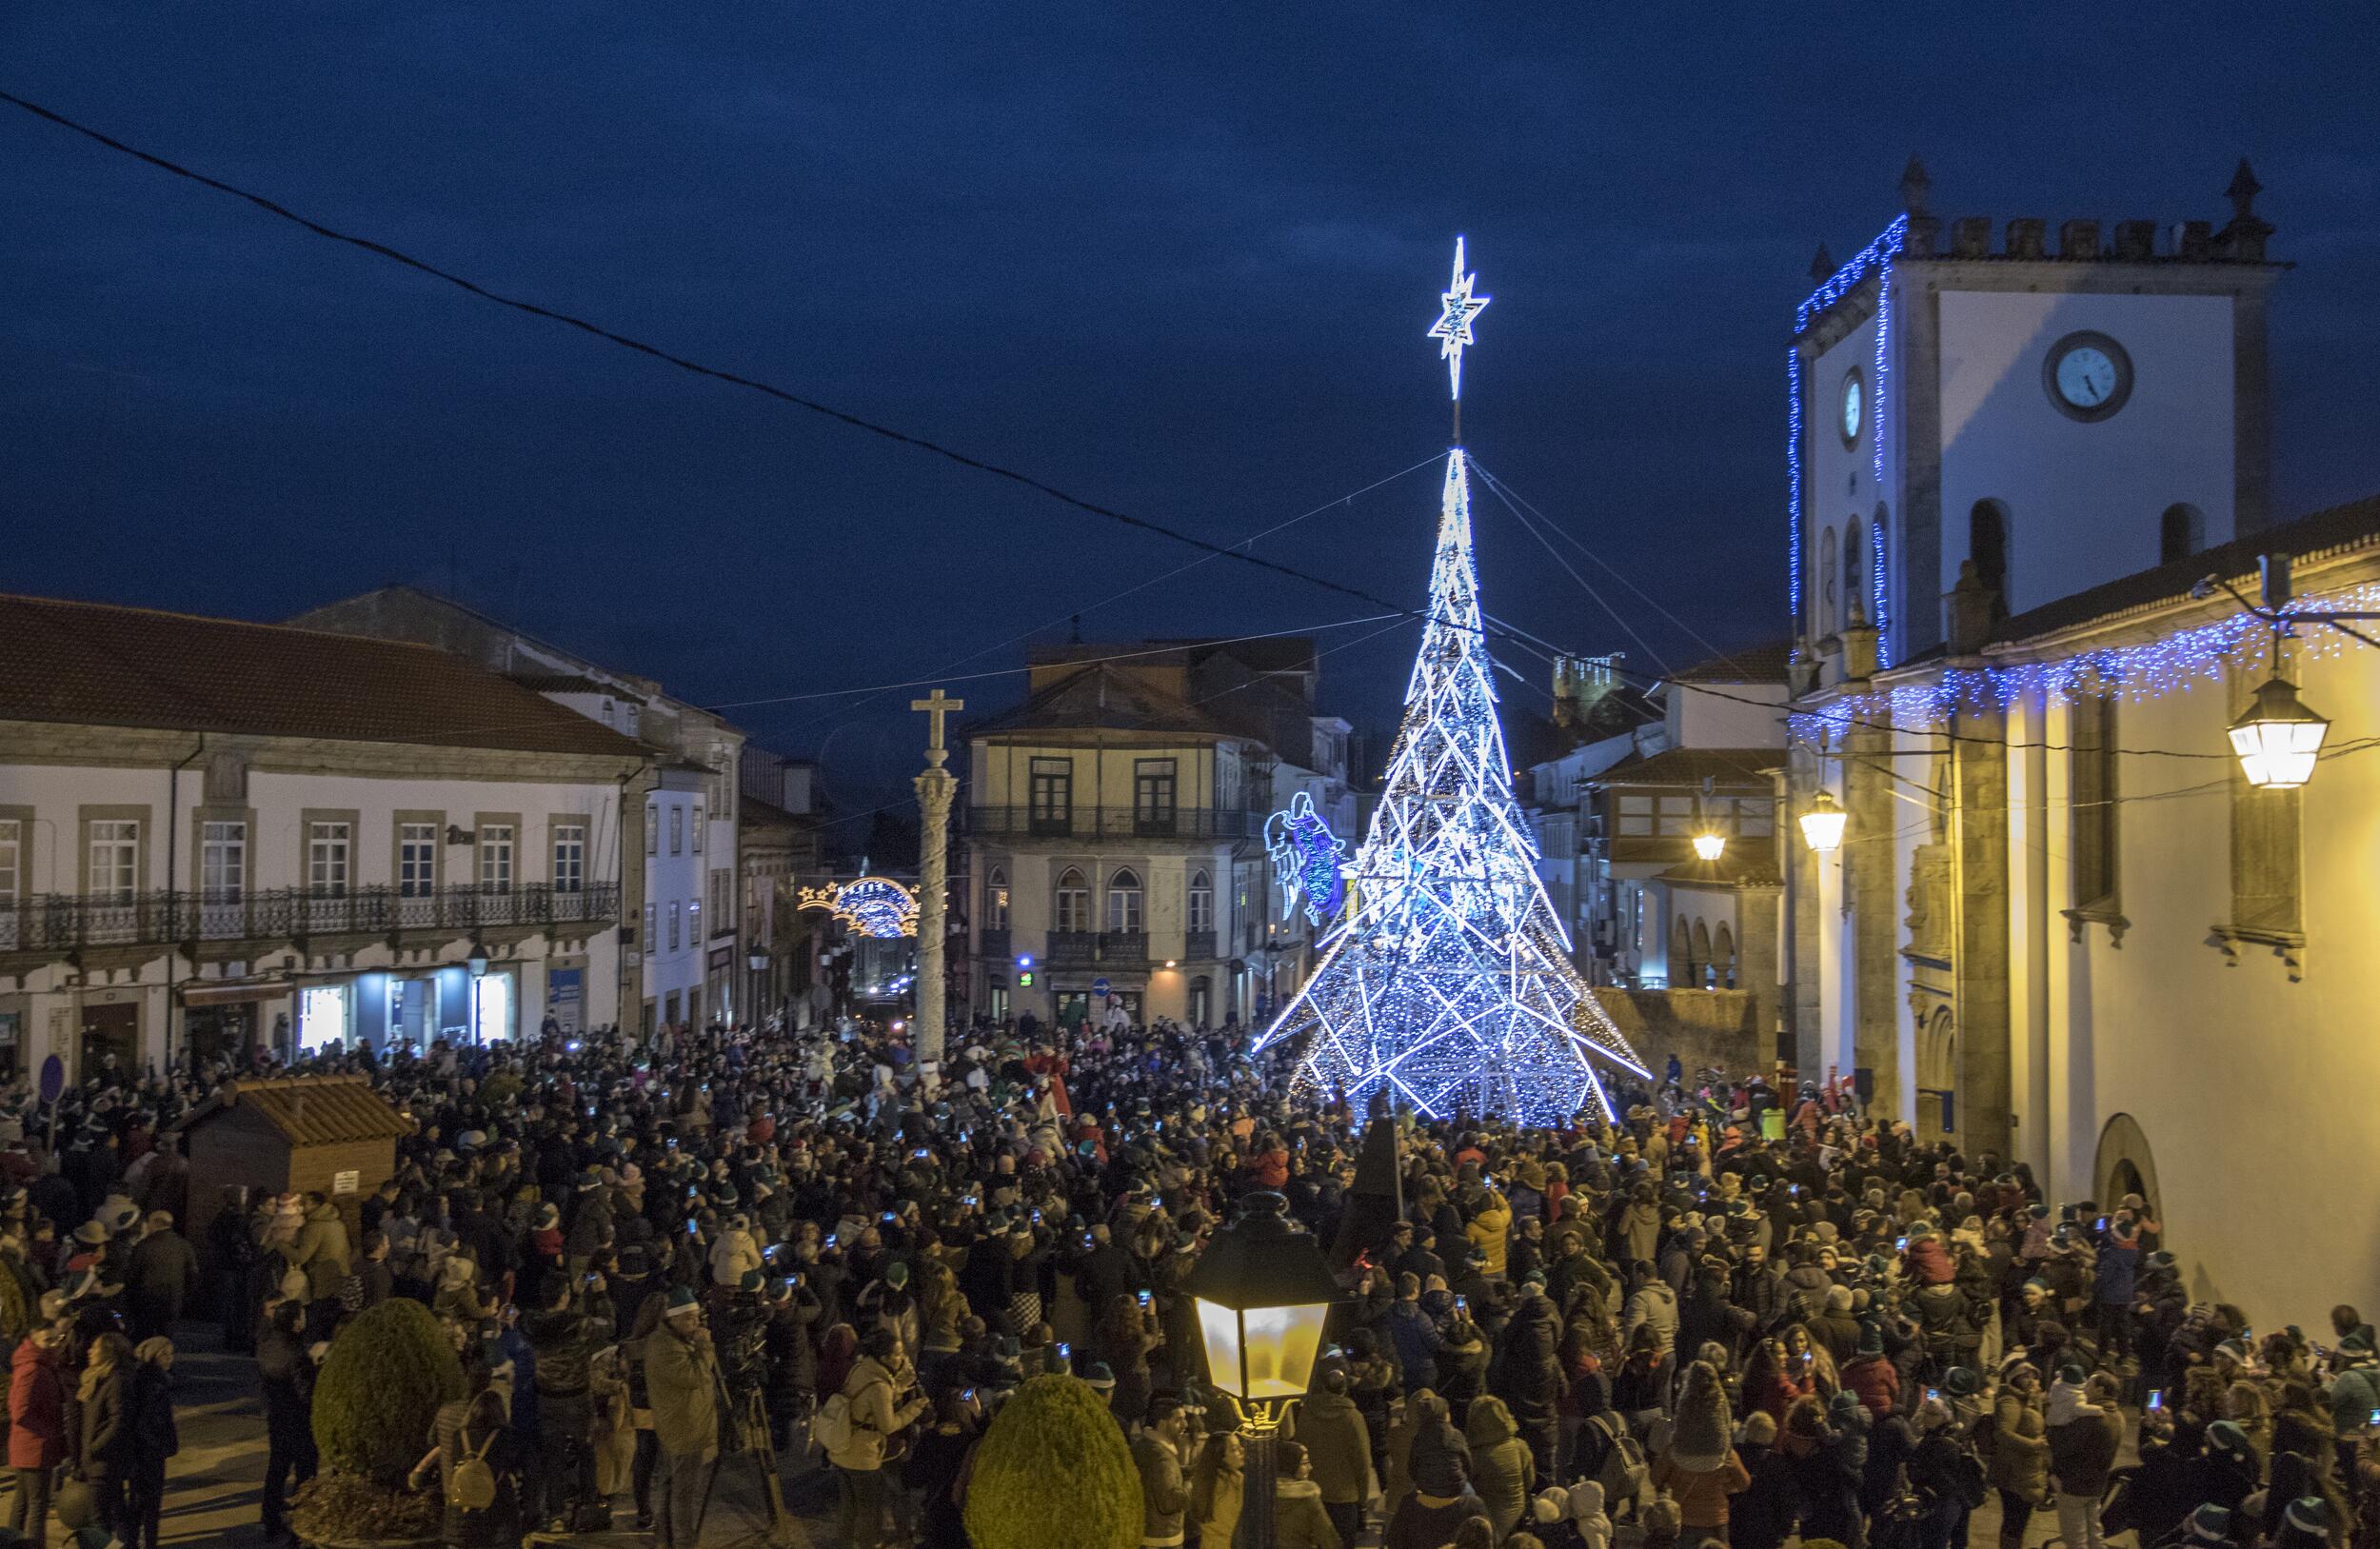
[1134,759,1178,834]
[307,821,351,897]
[553,824,586,894]
[985,868,1010,930]
[2161,504,2206,565]
[0,820,17,901]
[688,897,701,939]
[1054,867,1090,933]
[668,901,682,951]
[2230,673,2302,939]
[709,867,730,930]
[623,704,640,738]
[1187,869,1213,933]
[1970,500,2011,615]
[201,821,247,902]
[1844,523,1868,626]
[400,823,438,897]
[479,824,515,893]
[1656,794,1696,836]
[692,802,704,853]
[644,901,657,946]
[1818,526,1838,635]
[1736,798,1775,837]
[1030,759,1073,833]
[2070,693,2119,911]
[89,820,138,901]
[669,805,684,855]
[1106,868,1143,933]
[646,804,658,856]
[1616,794,1654,837]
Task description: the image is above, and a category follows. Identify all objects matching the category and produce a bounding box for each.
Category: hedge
[311,1299,466,1486]
[963,1374,1144,1549]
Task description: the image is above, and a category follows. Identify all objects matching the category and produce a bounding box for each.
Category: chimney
[2006,218,2046,260]
[2112,220,2156,261]
[1946,560,1995,657]
[1951,217,1991,259]
[1898,156,1934,217]
[2058,219,2101,259]
[1838,616,1879,682]
[2178,220,2213,260]
[1903,214,1940,258]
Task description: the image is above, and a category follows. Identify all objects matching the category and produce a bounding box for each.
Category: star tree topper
[1427,235,1491,405]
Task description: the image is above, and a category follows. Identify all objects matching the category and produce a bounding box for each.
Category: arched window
[1712,923,1735,989]
[2160,504,2206,565]
[1054,867,1090,933]
[1186,869,1213,934]
[1669,916,1692,986]
[984,867,1009,931]
[1970,500,2010,615]
[1690,920,1714,989]
[1818,526,1839,635]
[1105,868,1143,933]
[1189,975,1212,1027]
[1844,523,1868,625]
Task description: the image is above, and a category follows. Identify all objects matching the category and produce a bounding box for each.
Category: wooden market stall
[177,1075,414,1261]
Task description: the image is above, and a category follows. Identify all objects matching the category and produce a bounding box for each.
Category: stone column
[911,690,964,1067]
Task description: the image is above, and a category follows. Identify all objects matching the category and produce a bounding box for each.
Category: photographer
[644,1287,721,1549]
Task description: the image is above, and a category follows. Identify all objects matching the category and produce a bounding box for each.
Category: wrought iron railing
[1183,929,1218,960]
[0,883,619,953]
[966,805,1259,841]
[977,927,1011,962]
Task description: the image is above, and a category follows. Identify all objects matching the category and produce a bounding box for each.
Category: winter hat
[2027,1202,2049,1219]
[2208,1420,2252,1458]
[1828,1390,1866,1422]
[2184,1506,2233,1547]
[1667,1361,1733,1471]
[1856,1321,1884,1357]
[2058,1362,2088,1386]
[1825,1285,1854,1313]
[71,1221,109,1245]
[1943,1367,1983,1399]
[533,1203,561,1230]
[2286,1499,2330,1537]
[738,1269,766,1294]
[1082,1360,1116,1391]
[2021,1278,2050,1296]
[2344,1332,2376,1357]
[664,1285,701,1315]
[885,1261,909,1288]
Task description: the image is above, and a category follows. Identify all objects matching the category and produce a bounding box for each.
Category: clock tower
[1790,158,2282,673]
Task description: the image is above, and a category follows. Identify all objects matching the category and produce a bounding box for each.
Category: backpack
[448,1426,500,1512]
[813,1392,857,1456]
[1597,1418,1649,1508]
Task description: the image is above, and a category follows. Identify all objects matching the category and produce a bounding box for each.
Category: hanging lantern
[2229,677,2330,789]
[1799,789,1848,853]
[1691,832,1726,862]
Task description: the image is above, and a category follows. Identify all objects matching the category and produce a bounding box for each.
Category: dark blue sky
[7,5,2379,794]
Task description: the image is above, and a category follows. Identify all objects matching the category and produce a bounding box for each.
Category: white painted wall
[644,792,706,1012]
[1668,684,1790,750]
[1937,289,2235,614]
[1806,314,1890,645]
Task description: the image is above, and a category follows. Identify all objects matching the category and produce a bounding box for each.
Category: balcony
[1046,930,1098,967]
[967,806,1259,842]
[1183,929,1218,960]
[1043,929,1150,970]
[978,926,1011,962]
[0,883,620,955]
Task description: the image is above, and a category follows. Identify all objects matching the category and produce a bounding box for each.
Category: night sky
[8,6,2379,800]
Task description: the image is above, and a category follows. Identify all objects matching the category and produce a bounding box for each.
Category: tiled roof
[1993,492,2380,646]
[1597,746,1784,787]
[509,672,645,702]
[1665,641,1795,684]
[0,594,646,758]
[1658,851,1784,888]
[966,662,1231,739]
[178,1076,415,1146]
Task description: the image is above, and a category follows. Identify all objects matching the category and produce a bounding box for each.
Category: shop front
[179,982,281,1068]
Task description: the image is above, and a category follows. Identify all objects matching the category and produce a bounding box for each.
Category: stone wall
[1593,987,1771,1086]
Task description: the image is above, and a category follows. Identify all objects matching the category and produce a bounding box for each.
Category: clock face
[2044,331,2133,421]
[1840,371,1863,444]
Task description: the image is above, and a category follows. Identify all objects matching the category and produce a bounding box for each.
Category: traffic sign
[1091,978,1111,998]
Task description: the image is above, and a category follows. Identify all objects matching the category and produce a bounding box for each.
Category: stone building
[0,594,642,1078]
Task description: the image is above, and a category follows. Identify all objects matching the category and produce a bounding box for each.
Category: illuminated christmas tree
[1254,241,1647,1123]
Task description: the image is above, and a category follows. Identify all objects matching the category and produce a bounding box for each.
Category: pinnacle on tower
[1899,155,1933,216]
[2227,157,2263,220]
[1809,243,1835,282]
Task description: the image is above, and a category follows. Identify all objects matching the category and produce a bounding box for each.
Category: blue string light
[1787,583,2380,736]
[1792,215,1909,663]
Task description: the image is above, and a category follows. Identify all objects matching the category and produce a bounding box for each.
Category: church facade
[1782,163,2380,1329]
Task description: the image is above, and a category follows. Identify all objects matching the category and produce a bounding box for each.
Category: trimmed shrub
[311,1298,466,1485]
[963,1374,1144,1549]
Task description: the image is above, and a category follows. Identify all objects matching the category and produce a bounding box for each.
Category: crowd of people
[2,1015,2375,1549]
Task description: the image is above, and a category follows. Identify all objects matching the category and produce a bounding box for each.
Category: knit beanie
[2208,1420,2252,1457]
[2184,1505,2233,1546]
[1857,1321,1884,1357]
[2286,1498,2330,1537]
[1667,1361,1733,1471]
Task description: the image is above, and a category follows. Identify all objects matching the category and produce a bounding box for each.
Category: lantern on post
[1690,831,1726,862]
[1182,1191,1343,1549]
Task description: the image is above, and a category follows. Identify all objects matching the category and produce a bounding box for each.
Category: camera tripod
[692,1377,802,1548]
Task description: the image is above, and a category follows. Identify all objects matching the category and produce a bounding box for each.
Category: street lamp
[2229,677,2330,790]
[466,948,489,978]
[1691,831,1726,862]
[1799,789,1848,853]
[1183,1191,1342,1549]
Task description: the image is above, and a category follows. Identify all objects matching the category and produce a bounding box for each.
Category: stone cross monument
[910,688,963,1065]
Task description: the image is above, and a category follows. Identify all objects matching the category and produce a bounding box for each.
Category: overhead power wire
[0,89,1425,621]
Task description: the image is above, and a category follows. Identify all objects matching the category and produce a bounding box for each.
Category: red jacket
[9,1338,64,1469]
[1842,1355,1900,1418]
